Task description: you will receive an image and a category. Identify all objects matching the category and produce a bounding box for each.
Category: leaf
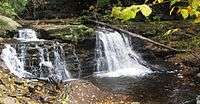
[170,6,175,15]
[120,7,137,20]
[170,0,180,6]
[163,28,179,40]
[158,0,164,3]
[140,4,152,17]
[191,0,200,10]
[111,7,122,18]
[180,9,189,19]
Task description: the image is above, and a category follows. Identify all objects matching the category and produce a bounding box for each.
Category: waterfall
[1,29,71,81]
[1,44,32,78]
[96,28,151,77]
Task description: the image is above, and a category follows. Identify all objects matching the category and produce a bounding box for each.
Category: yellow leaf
[180,9,189,19]
[120,7,137,20]
[170,7,175,15]
[140,4,152,17]
[111,7,122,18]
[158,0,164,3]
[191,0,200,9]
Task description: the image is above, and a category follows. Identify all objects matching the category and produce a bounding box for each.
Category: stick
[86,19,187,52]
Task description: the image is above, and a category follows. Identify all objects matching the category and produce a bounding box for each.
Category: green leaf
[169,0,180,6]
[191,0,200,10]
[180,9,189,19]
[140,4,152,17]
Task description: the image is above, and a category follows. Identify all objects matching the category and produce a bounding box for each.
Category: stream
[0,27,199,104]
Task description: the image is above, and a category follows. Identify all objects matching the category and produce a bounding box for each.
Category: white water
[1,44,32,78]
[18,29,40,41]
[1,29,71,81]
[53,44,71,80]
[96,29,151,77]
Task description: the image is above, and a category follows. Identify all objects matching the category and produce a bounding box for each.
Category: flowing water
[90,28,199,104]
[1,29,71,81]
[95,28,151,77]
[0,27,199,103]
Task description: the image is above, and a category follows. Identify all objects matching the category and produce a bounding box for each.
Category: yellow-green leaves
[180,9,189,19]
[121,7,137,20]
[111,4,152,21]
[140,4,152,17]
[178,0,200,23]
[111,7,122,18]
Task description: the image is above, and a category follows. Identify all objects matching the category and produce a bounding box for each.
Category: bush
[0,0,27,17]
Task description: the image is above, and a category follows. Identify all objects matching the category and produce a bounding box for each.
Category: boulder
[0,15,21,37]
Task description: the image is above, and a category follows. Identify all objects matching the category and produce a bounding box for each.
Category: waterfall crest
[96,28,151,77]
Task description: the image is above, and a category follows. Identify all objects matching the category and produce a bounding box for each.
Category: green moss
[0,19,9,30]
[48,25,95,42]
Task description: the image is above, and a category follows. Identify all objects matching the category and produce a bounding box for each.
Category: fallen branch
[86,19,188,52]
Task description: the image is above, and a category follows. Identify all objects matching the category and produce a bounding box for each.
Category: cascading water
[1,29,71,81]
[96,28,152,77]
[1,44,32,78]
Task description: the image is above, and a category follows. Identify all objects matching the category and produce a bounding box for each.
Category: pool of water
[87,72,199,104]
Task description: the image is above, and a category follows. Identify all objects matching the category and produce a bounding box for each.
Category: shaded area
[88,72,199,104]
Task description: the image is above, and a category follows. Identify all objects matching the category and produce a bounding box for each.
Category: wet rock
[197,95,200,104]
[197,73,200,78]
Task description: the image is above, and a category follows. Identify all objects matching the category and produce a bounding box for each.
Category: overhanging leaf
[140,4,152,17]
[180,9,189,19]
[111,7,122,18]
[120,7,137,20]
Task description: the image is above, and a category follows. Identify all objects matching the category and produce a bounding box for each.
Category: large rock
[0,15,21,37]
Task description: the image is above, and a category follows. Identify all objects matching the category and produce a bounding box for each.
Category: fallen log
[86,19,188,52]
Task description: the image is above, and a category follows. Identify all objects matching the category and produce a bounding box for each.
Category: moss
[0,19,9,30]
[48,25,95,42]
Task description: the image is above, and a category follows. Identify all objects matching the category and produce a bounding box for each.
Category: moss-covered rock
[0,15,21,38]
[36,24,95,42]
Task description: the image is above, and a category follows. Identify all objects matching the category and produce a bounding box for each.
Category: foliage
[97,0,110,7]
[0,0,27,17]
[111,4,152,21]
[178,0,200,23]
[111,0,200,23]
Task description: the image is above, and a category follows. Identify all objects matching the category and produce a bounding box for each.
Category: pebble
[197,73,200,78]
